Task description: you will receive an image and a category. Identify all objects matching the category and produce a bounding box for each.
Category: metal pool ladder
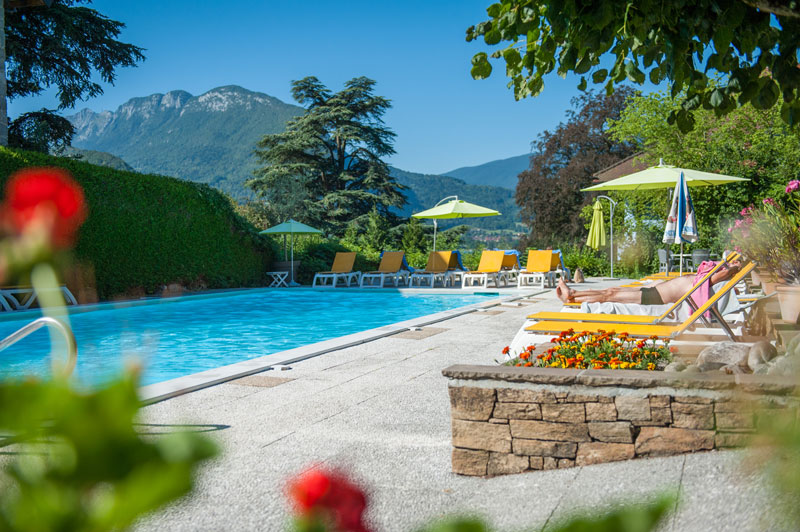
[0,317,78,376]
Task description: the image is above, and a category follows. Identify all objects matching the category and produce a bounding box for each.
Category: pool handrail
[0,317,77,377]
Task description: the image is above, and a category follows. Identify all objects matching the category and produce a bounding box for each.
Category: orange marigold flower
[524,361,533,367]
[520,352,530,361]
[502,346,510,355]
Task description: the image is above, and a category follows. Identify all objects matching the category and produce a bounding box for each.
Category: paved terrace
[136,279,792,532]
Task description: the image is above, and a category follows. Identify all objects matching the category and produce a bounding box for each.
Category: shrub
[0,148,273,300]
[562,245,608,277]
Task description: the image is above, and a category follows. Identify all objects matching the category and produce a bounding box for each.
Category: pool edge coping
[138,290,547,405]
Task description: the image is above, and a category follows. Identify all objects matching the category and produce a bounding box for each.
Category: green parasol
[582,160,749,192]
[260,219,322,286]
[412,196,501,250]
[586,200,606,250]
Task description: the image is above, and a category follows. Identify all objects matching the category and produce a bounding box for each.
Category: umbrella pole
[679,242,683,275]
[433,220,438,252]
[290,233,294,284]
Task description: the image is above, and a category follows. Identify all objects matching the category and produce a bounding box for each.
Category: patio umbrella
[582,159,749,192]
[260,219,322,286]
[581,160,748,275]
[586,200,606,250]
[662,172,698,274]
[412,195,501,251]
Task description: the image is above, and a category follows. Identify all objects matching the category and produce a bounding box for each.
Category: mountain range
[443,154,530,190]
[67,85,525,230]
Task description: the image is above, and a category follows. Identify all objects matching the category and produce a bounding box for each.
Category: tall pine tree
[247,76,405,235]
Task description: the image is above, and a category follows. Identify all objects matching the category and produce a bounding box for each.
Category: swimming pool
[0,289,492,387]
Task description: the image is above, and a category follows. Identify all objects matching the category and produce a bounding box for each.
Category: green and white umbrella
[412,196,501,250]
[260,219,322,286]
[586,200,606,250]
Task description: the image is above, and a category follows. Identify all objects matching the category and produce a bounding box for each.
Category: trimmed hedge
[0,148,273,300]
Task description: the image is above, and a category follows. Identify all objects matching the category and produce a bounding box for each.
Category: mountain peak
[192,85,278,112]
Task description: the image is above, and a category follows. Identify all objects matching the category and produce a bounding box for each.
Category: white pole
[598,195,617,279]
[433,220,438,252]
[679,241,683,275]
[609,201,614,279]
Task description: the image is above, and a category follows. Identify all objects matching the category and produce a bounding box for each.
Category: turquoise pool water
[0,289,490,387]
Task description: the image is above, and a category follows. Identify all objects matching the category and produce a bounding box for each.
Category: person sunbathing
[555,262,742,305]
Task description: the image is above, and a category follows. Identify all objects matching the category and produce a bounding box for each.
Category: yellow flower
[647,363,656,371]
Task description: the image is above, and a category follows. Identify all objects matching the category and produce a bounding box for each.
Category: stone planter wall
[443,365,800,476]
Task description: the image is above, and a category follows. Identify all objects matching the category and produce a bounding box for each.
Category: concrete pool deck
[135,278,794,532]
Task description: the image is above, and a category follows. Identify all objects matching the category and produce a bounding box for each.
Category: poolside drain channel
[392,327,449,340]
[230,375,294,388]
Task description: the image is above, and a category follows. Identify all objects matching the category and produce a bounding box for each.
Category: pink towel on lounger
[691,261,718,317]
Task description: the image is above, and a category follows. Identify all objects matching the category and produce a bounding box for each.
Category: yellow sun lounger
[410,251,453,288]
[360,251,409,288]
[462,250,508,288]
[517,250,556,289]
[531,255,741,326]
[312,252,361,288]
[524,262,755,341]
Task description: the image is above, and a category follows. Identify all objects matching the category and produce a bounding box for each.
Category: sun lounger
[524,262,755,341]
[312,252,361,288]
[500,252,521,282]
[527,256,741,326]
[410,251,454,288]
[517,250,556,289]
[0,284,79,310]
[462,250,508,288]
[360,251,409,288]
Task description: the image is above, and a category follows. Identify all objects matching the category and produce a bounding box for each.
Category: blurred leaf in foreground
[0,374,217,532]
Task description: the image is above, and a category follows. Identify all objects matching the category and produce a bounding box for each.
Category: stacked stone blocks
[446,367,797,477]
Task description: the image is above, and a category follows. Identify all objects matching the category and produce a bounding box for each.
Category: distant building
[591,152,650,184]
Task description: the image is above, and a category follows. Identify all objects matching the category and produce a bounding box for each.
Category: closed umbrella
[586,200,606,250]
[260,219,322,286]
[662,172,698,274]
[412,195,501,251]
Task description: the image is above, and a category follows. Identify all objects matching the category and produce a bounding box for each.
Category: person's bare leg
[556,278,645,304]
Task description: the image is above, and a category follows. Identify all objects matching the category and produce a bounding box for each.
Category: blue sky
[9,1,652,174]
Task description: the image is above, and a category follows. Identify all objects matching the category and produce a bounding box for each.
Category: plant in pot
[729,180,800,323]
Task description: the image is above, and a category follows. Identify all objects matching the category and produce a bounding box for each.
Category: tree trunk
[0,0,7,147]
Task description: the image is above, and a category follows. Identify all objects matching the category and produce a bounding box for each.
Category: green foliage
[0,147,273,299]
[517,89,636,248]
[8,110,74,154]
[466,0,800,131]
[361,208,391,254]
[401,217,428,254]
[562,245,608,277]
[0,374,217,531]
[248,77,406,235]
[461,244,486,271]
[6,0,145,109]
[607,91,800,255]
[417,494,674,531]
[437,226,469,253]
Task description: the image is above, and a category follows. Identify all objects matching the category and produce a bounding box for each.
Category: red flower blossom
[502,346,510,355]
[287,467,371,532]
[1,167,87,248]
